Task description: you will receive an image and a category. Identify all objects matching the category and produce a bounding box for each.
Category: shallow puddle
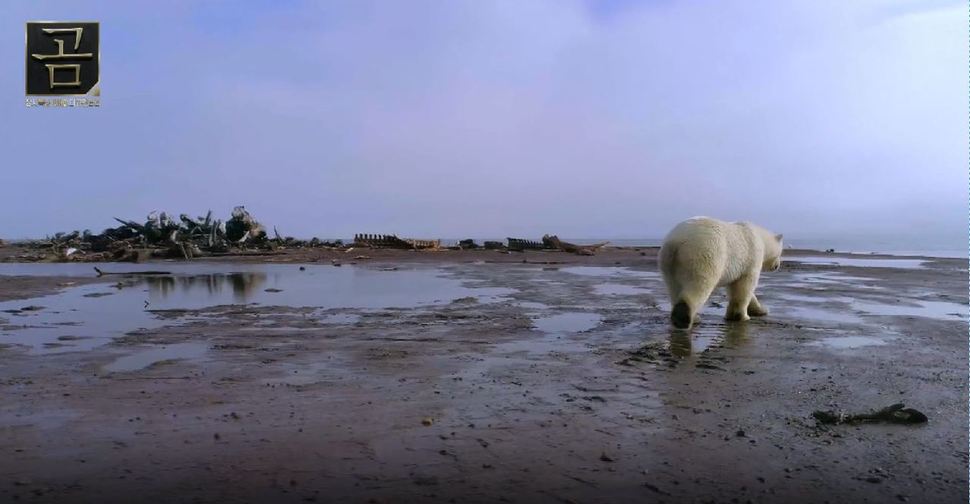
[854,299,967,319]
[516,301,550,311]
[476,312,603,359]
[776,293,856,304]
[785,257,926,269]
[103,342,209,372]
[0,264,514,354]
[560,266,659,279]
[809,336,887,349]
[773,292,966,321]
[0,283,163,354]
[532,312,602,333]
[320,313,362,324]
[136,267,514,310]
[775,303,864,324]
[471,312,603,365]
[774,272,882,290]
[0,264,514,310]
[593,283,650,296]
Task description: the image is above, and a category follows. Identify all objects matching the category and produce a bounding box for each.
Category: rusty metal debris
[542,235,610,256]
[506,238,548,252]
[506,236,610,255]
[353,234,441,250]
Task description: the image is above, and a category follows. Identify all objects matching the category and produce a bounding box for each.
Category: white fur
[658,216,783,329]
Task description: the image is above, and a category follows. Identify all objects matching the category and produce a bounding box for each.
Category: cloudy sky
[2,0,965,248]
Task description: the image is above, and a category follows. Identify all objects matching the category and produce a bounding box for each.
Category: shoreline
[0,242,965,264]
[0,246,964,306]
[0,245,966,503]
[2,233,965,262]
[0,247,964,305]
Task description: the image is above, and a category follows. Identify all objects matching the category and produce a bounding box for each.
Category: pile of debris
[105,208,262,260]
[12,214,614,262]
[22,206,343,262]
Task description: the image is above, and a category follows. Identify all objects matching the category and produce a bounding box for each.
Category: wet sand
[0,248,967,503]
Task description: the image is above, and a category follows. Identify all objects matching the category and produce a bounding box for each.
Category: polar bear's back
[659,217,758,288]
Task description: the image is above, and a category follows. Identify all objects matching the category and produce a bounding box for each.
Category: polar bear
[658,217,783,329]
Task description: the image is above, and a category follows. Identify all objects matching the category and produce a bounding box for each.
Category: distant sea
[341,237,966,259]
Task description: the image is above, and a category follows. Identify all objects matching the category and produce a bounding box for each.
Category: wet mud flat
[0,250,967,503]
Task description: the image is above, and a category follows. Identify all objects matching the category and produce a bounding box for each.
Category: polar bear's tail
[660,243,693,329]
[671,301,692,329]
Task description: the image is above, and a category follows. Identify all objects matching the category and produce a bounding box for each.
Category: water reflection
[144,273,268,303]
[667,322,748,357]
[720,322,749,347]
[122,265,516,311]
[668,331,692,357]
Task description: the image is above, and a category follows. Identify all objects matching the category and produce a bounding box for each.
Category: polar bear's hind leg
[747,295,768,317]
[726,275,756,322]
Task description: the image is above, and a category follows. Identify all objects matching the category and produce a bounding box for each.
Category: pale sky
[1,0,965,248]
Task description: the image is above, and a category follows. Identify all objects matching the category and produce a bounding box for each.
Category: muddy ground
[0,247,967,503]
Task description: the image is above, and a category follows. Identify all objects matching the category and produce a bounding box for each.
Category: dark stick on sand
[812,403,928,425]
[93,267,172,277]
